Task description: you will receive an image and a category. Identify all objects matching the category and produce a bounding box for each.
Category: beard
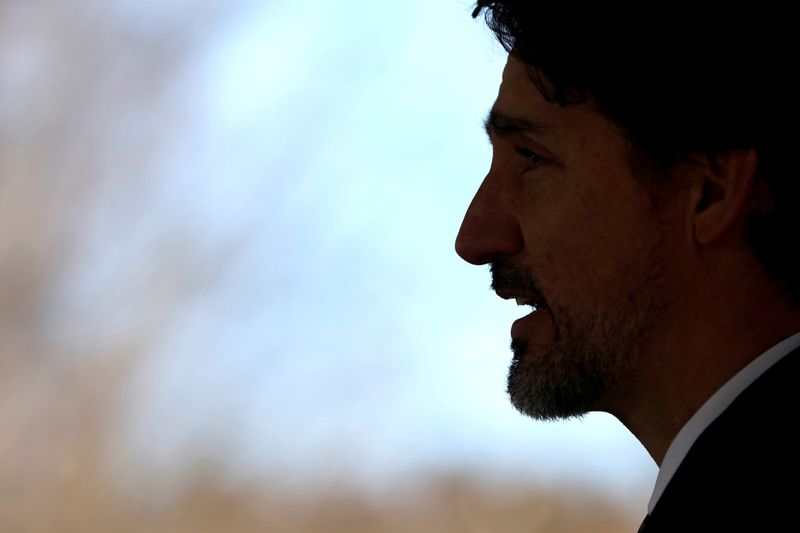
[493,232,671,421]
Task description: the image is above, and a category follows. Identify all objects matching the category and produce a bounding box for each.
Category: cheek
[529,198,649,309]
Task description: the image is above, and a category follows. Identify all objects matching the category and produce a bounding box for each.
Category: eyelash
[515,147,549,169]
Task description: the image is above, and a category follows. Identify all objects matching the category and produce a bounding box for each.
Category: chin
[507,337,611,421]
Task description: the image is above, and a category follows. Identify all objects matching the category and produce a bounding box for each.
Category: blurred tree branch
[0,2,638,531]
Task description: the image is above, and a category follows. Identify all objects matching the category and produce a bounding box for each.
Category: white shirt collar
[647,328,800,514]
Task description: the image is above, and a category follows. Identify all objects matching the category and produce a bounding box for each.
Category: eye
[515,147,549,169]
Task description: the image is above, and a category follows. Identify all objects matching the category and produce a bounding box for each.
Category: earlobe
[692,149,758,245]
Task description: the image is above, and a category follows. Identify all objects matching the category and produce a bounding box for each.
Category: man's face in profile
[456,55,684,420]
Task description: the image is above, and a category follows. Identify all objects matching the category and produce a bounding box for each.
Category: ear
[688,148,758,245]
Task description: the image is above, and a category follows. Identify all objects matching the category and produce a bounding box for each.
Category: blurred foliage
[0,1,640,531]
[2,468,638,531]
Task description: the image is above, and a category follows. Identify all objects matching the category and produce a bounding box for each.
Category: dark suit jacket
[638,345,800,532]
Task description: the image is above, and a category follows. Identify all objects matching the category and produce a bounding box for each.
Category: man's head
[456,1,797,422]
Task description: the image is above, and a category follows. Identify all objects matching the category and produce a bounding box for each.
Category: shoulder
[644,347,800,531]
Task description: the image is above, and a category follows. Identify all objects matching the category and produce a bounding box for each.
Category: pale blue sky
[69,0,657,510]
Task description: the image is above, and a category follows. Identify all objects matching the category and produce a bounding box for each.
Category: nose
[455,174,523,265]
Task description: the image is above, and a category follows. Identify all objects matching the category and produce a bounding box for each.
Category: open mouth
[494,289,550,330]
[514,296,548,314]
[510,297,552,341]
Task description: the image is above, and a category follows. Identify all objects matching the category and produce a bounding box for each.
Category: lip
[494,288,546,307]
[494,289,520,301]
[511,304,553,342]
[495,288,539,301]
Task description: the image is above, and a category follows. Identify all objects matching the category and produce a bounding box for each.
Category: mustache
[489,260,545,301]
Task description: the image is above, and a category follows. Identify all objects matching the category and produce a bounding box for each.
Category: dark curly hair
[473,1,800,307]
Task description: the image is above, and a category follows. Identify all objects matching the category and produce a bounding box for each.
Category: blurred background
[0,0,656,531]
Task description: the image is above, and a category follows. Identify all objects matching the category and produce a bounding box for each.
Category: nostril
[455,214,524,266]
[455,237,493,266]
[455,224,488,265]
[454,233,473,264]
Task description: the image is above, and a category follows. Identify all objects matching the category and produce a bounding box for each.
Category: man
[456,2,799,530]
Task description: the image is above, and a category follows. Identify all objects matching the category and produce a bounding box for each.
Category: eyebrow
[483,108,554,142]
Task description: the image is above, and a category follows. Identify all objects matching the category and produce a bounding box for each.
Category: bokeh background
[0,1,657,531]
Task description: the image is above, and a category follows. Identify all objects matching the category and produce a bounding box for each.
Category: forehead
[496,56,557,122]
[494,55,621,146]
[499,55,544,103]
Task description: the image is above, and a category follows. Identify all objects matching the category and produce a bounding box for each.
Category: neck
[606,263,800,466]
